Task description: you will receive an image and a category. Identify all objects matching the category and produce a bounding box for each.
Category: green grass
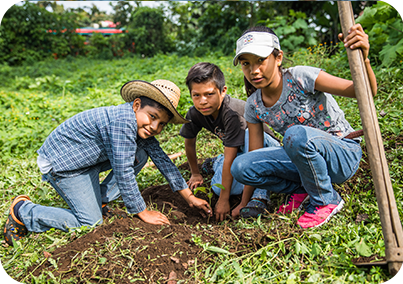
[1,48,402,283]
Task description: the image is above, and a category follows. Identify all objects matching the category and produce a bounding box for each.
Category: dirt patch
[25,135,402,282]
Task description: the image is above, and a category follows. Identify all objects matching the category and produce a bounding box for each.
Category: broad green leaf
[48,257,58,269]
[309,233,322,242]
[212,183,225,191]
[356,238,372,257]
[194,186,206,194]
[293,18,308,30]
[307,273,321,283]
[232,261,244,279]
[379,40,403,67]
[295,241,309,255]
[311,243,321,257]
[279,241,286,254]
[287,272,298,284]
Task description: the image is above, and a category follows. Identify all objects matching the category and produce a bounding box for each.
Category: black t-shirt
[180,95,278,148]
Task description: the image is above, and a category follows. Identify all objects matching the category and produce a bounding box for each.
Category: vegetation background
[0,1,402,283]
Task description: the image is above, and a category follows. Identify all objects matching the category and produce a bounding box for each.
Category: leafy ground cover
[1,48,403,283]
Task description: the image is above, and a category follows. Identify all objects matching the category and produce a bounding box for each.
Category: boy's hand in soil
[215,198,231,222]
[179,188,212,217]
[231,203,245,219]
[137,209,170,225]
[187,174,204,190]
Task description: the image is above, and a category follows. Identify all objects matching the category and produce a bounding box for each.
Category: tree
[0,2,84,65]
[111,1,135,28]
[127,6,174,56]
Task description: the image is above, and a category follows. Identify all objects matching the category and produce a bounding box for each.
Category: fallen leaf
[43,251,52,258]
[167,271,177,284]
[170,256,180,263]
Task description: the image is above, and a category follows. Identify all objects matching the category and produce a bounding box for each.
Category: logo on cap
[243,34,254,46]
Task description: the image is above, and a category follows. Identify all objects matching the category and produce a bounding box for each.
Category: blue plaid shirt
[37,102,188,214]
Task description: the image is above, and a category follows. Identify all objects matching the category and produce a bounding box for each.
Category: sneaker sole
[312,199,345,228]
[297,195,310,211]
[278,194,310,214]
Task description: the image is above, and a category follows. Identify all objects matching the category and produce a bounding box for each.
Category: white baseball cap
[233,32,281,66]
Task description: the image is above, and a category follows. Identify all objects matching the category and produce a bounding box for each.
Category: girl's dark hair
[241,26,291,97]
[139,96,174,120]
[185,62,225,94]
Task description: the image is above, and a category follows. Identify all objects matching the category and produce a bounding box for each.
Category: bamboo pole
[338,1,403,275]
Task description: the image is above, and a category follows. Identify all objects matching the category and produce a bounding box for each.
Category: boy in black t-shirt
[180,62,280,221]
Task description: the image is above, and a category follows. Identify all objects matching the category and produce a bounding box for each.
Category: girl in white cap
[230,24,377,228]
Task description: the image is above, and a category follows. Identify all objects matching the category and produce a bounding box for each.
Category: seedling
[194,183,224,223]
[194,183,225,208]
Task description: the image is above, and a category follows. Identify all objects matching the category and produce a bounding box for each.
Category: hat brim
[120,80,189,124]
[233,46,275,66]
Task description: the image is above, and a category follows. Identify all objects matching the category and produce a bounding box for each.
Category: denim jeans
[211,129,280,201]
[19,149,148,232]
[231,126,362,207]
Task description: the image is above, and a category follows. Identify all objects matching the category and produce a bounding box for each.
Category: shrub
[0,2,82,65]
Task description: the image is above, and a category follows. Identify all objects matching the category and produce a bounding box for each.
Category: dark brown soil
[26,161,247,283]
[26,135,402,283]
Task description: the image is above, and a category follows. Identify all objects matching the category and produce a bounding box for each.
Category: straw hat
[120,79,189,124]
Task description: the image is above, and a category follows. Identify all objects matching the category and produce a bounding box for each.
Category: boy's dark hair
[139,96,174,120]
[241,26,292,97]
[186,62,225,94]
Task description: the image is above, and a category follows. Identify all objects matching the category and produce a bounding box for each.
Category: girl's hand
[137,209,170,225]
[187,195,212,218]
[338,23,370,60]
[187,174,204,190]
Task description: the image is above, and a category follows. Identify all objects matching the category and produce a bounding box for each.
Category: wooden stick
[338,1,403,275]
[145,152,183,168]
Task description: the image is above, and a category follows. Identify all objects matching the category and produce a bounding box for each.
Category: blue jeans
[211,129,280,201]
[19,149,148,233]
[231,126,362,207]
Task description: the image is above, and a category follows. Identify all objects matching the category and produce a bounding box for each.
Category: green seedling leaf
[98,257,107,264]
[355,238,372,257]
[212,183,225,191]
[206,246,233,255]
[194,187,207,194]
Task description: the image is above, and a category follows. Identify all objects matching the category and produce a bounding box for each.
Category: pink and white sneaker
[277,193,309,214]
[297,200,345,228]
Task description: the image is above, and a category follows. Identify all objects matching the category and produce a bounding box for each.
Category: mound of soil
[27,161,244,283]
[26,134,402,283]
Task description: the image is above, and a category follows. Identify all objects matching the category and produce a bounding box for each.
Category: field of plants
[0,36,402,283]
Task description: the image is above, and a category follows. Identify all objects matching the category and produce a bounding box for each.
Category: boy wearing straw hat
[3,79,212,245]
